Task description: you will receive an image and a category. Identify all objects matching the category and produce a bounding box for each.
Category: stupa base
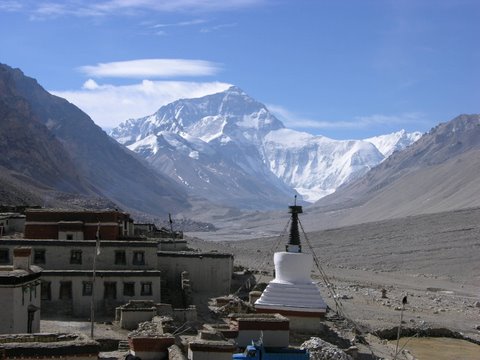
[255,305,326,333]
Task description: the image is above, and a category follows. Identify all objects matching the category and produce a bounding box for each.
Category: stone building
[0,238,161,317]
[0,209,234,317]
[24,209,134,240]
[0,213,25,236]
[0,247,42,334]
[158,251,234,297]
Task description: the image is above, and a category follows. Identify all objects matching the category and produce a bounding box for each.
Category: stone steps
[118,340,130,351]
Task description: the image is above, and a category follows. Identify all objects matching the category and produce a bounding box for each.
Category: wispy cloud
[91,0,265,13]
[78,59,222,79]
[153,19,207,28]
[52,80,232,128]
[149,19,208,36]
[1,0,267,18]
[200,22,237,33]
[268,104,428,130]
[0,1,23,12]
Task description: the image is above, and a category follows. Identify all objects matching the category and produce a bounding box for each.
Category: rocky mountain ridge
[0,63,190,215]
[308,113,480,226]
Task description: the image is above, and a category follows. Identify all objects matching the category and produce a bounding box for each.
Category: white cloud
[51,80,231,128]
[78,59,221,79]
[153,19,207,28]
[3,0,267,18]
[200,22,237,33]
[268,104,428,130]
[0,1,23,11]
[87,0,265,13]
[82,79,100,90]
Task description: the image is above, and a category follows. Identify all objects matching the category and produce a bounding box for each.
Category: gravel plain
[188,207,480,358]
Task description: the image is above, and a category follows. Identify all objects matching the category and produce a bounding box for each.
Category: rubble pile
[212,296,255,315]
[128,321,162,338]
[301,337,353,360]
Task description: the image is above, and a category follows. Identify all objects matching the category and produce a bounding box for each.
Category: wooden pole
[90,222,100,338]
[394,302,405,359]
[90,250,97,338]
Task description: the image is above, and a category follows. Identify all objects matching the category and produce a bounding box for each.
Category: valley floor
[187,207,480,358]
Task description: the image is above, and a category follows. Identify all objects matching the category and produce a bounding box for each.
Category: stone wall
[0,333,99,360]
[0,240,158,271]
[41,271,161,317]
[0,277,41,334]
[157,252,233,297]
[116,301,174,330]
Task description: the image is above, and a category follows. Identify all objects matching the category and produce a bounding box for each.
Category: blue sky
[1,0,479,139]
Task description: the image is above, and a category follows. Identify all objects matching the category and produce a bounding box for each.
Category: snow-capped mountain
[111,86,421,207]
[263,129,384,202]
[365,130,423,158]
[112,87,294,209]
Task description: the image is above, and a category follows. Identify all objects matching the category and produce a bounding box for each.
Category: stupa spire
[286,195,302,253]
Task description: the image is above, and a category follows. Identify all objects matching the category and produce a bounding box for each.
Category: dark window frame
[104,281,117,300]
[0,248,9,264]
[59,281,72,300]
[115,250,126,265]
[33,249,46,264]
[70,249,82,264]
[141,282,152,296]
[123,282,135,297]
[82,281,93,296]
[41,281,51,301]
[132,251,145,265]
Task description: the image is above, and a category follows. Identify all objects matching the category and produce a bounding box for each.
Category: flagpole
[169,213,176,250]
[90,248,97,338]
[394,296,407,359]
[90,222,100,338]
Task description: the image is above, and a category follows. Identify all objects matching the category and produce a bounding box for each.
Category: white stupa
[255,203,327,331]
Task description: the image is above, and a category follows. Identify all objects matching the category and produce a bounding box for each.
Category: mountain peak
[224,85,247,96]
[365,129,422,158]
[111,88,425,206]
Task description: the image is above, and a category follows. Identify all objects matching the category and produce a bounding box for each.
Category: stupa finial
[286,195,302,253]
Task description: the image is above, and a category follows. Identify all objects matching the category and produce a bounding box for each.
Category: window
[141,282,152,296]
[70,250,82,264]
[66,234,74,240]
[59,281,72,300]
[0,249,9,264]
[41,281,51,300]
[104,282,117,300]
[115,250,126,265]
[33,249,46,264]
[82,281,93,296]
[123,282,135,297]
[132,251,145,265]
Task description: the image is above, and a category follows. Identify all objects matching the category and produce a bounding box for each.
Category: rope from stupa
[299,219,379,359]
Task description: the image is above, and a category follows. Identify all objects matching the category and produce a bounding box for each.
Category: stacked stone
[301,337,353,360]
[216,297,255,315]
[128,321,162,338]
